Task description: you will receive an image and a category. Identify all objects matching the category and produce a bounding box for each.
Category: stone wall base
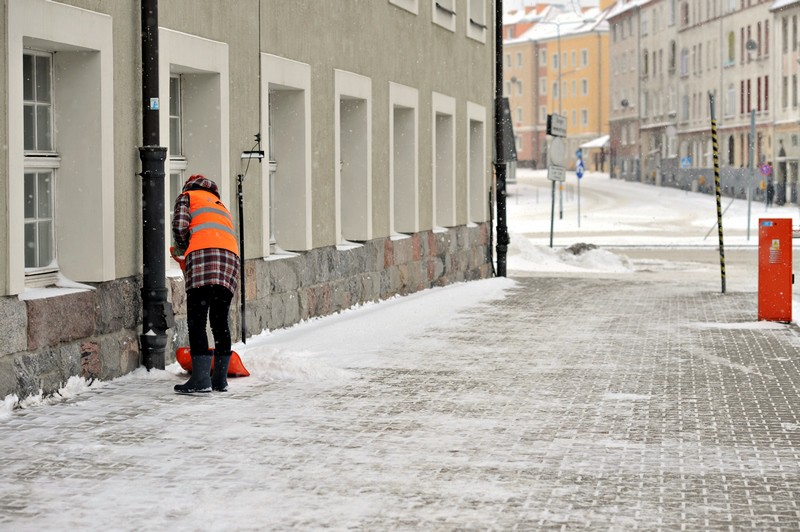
[0,224,492,401]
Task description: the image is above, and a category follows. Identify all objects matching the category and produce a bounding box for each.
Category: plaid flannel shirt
[172,192,239,295]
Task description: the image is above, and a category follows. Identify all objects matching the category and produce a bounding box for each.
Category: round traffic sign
[550,137,566,166]
[576,160,585,179]
[760,163,773,177]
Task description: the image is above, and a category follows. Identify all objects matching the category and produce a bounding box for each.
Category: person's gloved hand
[170,246,186,271]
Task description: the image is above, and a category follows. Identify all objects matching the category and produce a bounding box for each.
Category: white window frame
[262,53,313,253]
[432,0,456,32]
[334,69,373,244]
[390,0,418,15]
[467,102,487,223]
[8,0,115,295]
[467,0,488,43]
[23,50,58,284]
[160,29,231,262]
[432,92,457,228]
[389,82,419,234]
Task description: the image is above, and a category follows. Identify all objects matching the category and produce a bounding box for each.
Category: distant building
[606,0,800,203]
[504,2,611,171]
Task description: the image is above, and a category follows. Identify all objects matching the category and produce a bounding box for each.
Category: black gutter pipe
[494,0,509,277]
[139,0,173,370]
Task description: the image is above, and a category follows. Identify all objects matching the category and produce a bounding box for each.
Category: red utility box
[758,218,794,322]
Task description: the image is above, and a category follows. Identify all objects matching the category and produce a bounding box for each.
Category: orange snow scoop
[176,347,250,377]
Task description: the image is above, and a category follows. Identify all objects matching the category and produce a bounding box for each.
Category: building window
[432,0,456,32]
[727,32,735,65]
[581,109,588,126]
[783,76,789,109]
[581,79,588,96]
[466,0,487,43]
[680,48,689,76]
[540,78,547,95]
[726,82,736,117]
[516,52,522,67]
[335,69,373,243]
[168,75,187,223]
[581,49,588,67]
[23,51,57,282]
[389,0,418,15]
[433,92,456,228]
[467,102,487,223]
[11,0,116,293]
[263,53,313,251]
[540,50,547,66]
[783,16,789,54]
[669,41,677,72]
[389,82,419,234]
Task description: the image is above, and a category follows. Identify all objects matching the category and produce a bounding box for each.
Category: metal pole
[709,94,726,294]
[577,177,581,228]
[237,174,246,344]
[549,180,556,248]
[494,0,509,277]
[747,110,755,240]
[557,24,563,220]
[139,0,173,370]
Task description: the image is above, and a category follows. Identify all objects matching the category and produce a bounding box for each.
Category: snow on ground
[3,169,798,417]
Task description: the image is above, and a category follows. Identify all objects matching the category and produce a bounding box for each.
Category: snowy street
[3,171,800,530]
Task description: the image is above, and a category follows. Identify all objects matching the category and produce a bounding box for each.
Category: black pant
[186,285,233,358]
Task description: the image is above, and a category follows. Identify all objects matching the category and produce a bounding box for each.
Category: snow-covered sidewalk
[3,172,800,529]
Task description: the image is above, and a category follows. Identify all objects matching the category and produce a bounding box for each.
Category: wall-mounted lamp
[241,150,265,160]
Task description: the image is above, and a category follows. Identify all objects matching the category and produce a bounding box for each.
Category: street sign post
[547,165,566,182]
[546,113,567,137]
[576,159,585,227]
[546,113,567,248]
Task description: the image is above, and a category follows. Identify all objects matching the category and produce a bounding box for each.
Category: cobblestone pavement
[2,270,800,530]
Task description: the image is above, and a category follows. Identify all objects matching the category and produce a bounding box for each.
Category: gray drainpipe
[139,0,174,370]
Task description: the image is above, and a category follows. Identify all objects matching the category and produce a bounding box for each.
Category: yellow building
[504,4,611,170]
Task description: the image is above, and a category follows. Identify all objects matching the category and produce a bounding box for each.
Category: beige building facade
[1,0,496,400]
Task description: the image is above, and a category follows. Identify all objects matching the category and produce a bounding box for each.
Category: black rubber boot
[212,352,231,392]
[174,355,212,394]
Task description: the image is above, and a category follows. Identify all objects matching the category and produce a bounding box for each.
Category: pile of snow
[509,232,633,273]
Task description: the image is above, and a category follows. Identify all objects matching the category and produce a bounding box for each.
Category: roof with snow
[771,0,800,11]
[506,7,608,45]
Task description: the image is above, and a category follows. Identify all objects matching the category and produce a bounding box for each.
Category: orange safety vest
[184,189,239,257]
